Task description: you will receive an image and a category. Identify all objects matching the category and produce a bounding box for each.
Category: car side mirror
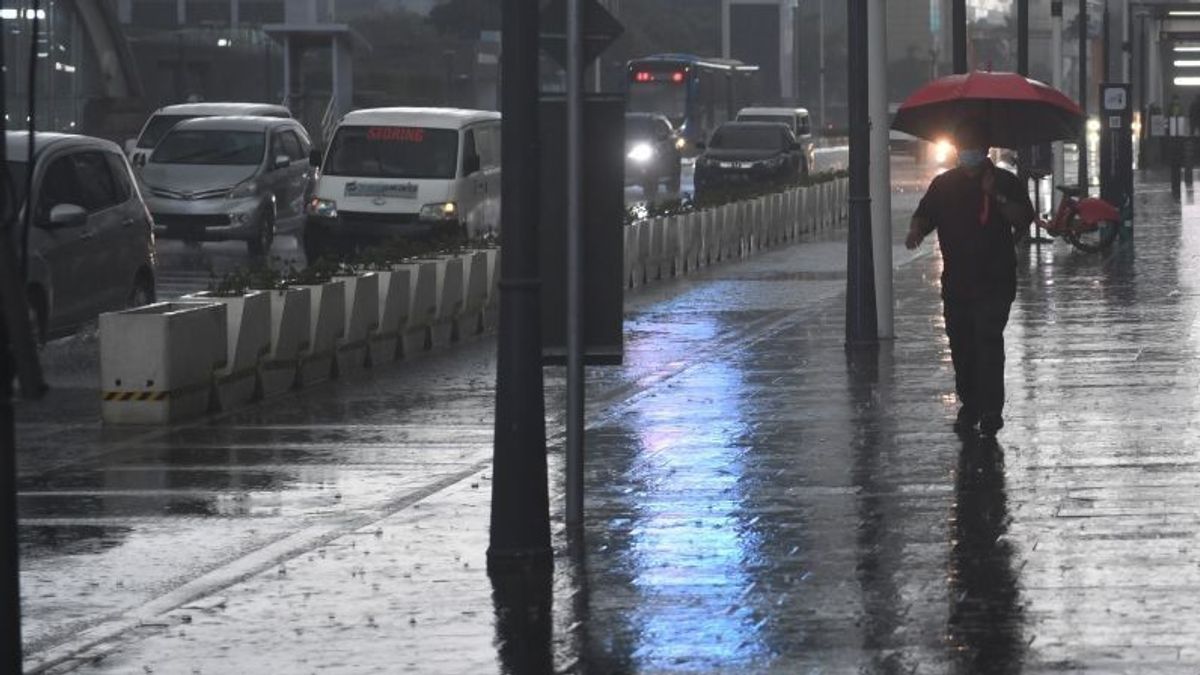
[309,149,323,167]
[46,203,87,229]
[124,139,137,155]
[274,155,292,169]
[463,153,481,175]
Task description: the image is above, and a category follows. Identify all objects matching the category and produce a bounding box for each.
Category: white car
[8,132,156,342]
[126,102,292,170]
[305,107,501,260]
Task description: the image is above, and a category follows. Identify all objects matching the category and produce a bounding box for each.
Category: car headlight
[308,197,338,218]
[674,137,687,151]
[419,201,458,221]
[627,143,655,163]
[229,181,258,199]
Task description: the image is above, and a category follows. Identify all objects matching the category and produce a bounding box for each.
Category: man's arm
[906,179,939,250]
[984,168,1036,240]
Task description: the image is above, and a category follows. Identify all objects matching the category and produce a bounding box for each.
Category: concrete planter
[698,209,712,267]
[370,268,410,366]
[663,216,681,278]
[623,223,637,289]
[648,217,666,281]
[721,203,737,261]
[685,211,701,272]
[259,287,311,398]
[183,291,270,411]
[296,279,345,386]
[482,249,500,330]
[99,301,227,425]
[635,220,651,285]
[839,177,849,221]
[334,272,379,376]
[462,250,489,338]
[430,255,465,347]
[394,260,437,357]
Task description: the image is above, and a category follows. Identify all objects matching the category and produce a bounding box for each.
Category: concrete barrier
[183,291,271,412]
[297,279,345,385]
[371,267,410,366]
[335,272,378,375]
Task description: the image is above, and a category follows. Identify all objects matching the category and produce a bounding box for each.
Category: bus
[626,54,760,154]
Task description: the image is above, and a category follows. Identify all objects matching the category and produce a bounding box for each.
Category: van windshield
[137,115,196,149]
[738,114,792,130]
[710,125,788,151]
[150,130,266,165]
[324,126,459,179]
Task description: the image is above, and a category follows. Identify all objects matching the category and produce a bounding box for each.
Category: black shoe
[953,407,979,434]
[979,413,1004,437]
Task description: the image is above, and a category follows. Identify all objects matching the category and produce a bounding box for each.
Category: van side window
[798,114,810,135]
[462,129,480,174]
[476,125,500,169]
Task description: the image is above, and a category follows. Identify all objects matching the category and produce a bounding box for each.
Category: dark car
[625,113,683,195]
[694,122,803,199]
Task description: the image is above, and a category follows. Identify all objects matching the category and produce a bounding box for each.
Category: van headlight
[229,181,258,199]
[627,143,655,163]
[308,197,338,218]
[419,201,458,221]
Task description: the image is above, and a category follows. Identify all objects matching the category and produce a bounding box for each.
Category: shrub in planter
[99,302,227,425]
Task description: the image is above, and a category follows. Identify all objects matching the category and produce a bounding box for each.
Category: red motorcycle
[1038,186,1123,253]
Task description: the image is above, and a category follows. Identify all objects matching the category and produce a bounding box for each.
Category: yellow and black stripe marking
[104,391,170,402]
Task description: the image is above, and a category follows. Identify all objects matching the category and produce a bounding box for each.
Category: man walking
[905,121,1035,436]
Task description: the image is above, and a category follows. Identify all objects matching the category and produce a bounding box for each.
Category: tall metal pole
[952,0,967,73]
[846,0,878,346]
[1079,0,1090,190]
[867,0,891,339]
[1103,2,1111,82]
[1122,0,1131,83]
[1018,0,1029,76]
[489,0,551,573]
[565,0,585,528]
[1052,0,1066,206]
[819,0,827,129]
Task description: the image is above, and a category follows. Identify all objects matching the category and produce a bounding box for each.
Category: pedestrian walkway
[21,172,1200,673]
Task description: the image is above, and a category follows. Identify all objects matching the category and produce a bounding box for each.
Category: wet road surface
[24,162,1200,673]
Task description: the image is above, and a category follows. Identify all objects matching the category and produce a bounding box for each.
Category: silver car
[8,132,156,342]
[141,116,314,255]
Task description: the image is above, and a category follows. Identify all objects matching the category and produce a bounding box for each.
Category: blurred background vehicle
[625,112,684,197]
[694,121,803,199]
[126,102,293,170]
[141,116,313,255]
[10,132,156,343]
[735,106,814,177]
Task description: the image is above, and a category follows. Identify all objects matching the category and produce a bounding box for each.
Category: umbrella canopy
[891,71,1084,148]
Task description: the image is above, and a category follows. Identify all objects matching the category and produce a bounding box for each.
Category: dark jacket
[913,160,1034,301]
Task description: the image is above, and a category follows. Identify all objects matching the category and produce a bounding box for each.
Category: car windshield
[710,125,786,151]
[739,114,792,130]
[150,130,266,165]
[625,117,664,140]
[323,126,459,179]
[628,83,686,125]
[137,115,196,149]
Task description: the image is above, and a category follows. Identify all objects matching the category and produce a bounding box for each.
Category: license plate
[719,161,754,169]
[344,182,418,199]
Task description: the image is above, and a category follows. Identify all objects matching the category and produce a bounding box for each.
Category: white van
[735,107,815,176]
[127,102,292,169]
[304,107,501,260]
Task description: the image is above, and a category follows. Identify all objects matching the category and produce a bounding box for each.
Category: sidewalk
[24,172,1200,673]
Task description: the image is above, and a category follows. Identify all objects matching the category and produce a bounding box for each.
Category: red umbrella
[891,71,1084,148]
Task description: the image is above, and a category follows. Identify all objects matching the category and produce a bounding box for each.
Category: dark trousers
[943,295,1013,417]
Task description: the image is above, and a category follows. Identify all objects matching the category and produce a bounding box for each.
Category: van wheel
[248,208,275,257]
[128,272,155,308]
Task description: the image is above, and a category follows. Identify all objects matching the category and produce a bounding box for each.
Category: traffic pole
[867,0,891,340]
[1080,0,1090,191]
[564,0,585,528]
[488,0,552,573]
[952,0,967,73]
[846,0,877,348]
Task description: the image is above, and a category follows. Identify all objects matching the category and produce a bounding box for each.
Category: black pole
[1080,0,1089,189]
[953,0,968,73]
[1103,3,1111,82]
[488,0,552,573]
[1018,0,1029,75]
[846,0,877,346]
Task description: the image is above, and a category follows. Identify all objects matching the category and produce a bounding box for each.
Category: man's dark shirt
[913,160,1033,302]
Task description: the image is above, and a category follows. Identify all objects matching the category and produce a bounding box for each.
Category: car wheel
[247,208,275,257]
[128,272,155,309]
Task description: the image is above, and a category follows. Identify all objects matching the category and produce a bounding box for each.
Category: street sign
[539,0,623,69]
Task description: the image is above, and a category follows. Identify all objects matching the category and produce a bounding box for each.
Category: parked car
[141,116,315,255]
[126,102,292,170]
[304,107,501,261]
[625,112,683,195]
[736,106,815,176]
[7,132,156,343]
[693,121,804,198]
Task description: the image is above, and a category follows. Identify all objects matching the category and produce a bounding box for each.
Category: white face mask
[958,148,987,169]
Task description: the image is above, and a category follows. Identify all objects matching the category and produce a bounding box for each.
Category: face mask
[958,148,987,169]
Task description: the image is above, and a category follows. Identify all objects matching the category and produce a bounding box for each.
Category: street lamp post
[1080,0,1090,190]
[846,0,877,347]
